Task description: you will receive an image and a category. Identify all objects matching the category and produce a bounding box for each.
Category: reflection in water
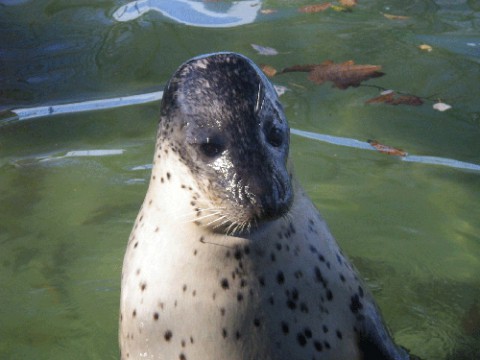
[9,91,163,122]
[113,0,261,28]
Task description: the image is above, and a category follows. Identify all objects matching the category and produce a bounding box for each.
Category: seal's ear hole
[199,140,224,158]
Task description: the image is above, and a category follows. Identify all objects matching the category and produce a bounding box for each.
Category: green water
[1,1,479,359]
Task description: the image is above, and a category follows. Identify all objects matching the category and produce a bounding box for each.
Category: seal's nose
[242,168,292,221]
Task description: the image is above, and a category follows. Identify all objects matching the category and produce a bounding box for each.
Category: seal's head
[158,52,292,235]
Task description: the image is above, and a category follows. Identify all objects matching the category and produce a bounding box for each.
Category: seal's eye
[266,126,284,148]
[199,139,224,158]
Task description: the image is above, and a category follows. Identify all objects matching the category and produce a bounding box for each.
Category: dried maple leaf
[366,91,423,106]
[280,60,383,89]
[298,2,332,13]
[279,64,317,73]
[365,91,395,104]
[312,61,383,89]
[389,95,423,106]
[260,64,277,77]
[368,140,408,157]
[339,0,357,7]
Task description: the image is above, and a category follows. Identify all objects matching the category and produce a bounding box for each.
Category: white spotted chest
[119,160,367,360]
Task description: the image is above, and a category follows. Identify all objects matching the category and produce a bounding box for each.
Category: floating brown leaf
[366,91,423,106]
[281,60,384,89]
[260,64,277,77]
[365,91,395,104]
[298,2,332,13]
[339,0,357,7]
[390,95,423,106]
[368,140,408,157]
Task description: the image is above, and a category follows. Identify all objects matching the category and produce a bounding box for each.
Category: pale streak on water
[6,92,480,173]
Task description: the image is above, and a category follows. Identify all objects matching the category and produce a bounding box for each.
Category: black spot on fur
[314,266,328,288]
[297,333,307,346]
[164,330,173,341]
[281,321,289,334]
[220,278,229,290]
[291,288,299,300]
[350,294,363,314]
[276,271,285,284]
[234,248,242,260]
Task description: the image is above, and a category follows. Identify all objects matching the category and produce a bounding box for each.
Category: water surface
[1,1,479,359]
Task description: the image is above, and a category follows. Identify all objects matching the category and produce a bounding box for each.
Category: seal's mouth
[206,190,293,236]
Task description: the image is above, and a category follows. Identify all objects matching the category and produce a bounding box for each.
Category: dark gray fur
[158,53,292,232]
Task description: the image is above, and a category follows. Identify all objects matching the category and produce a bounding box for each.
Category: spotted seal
[119,52,413,360]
